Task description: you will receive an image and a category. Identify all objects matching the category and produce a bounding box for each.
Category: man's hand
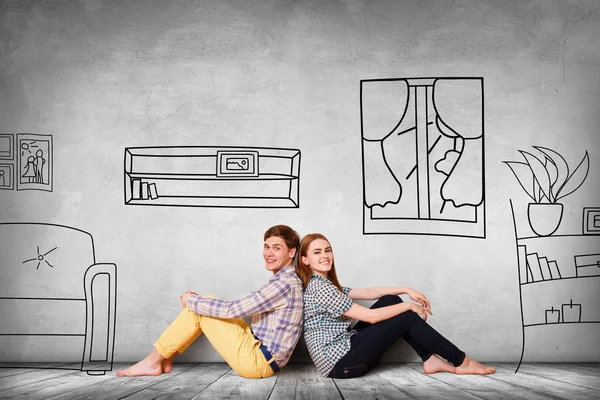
[180,290,198,308]
[405,288,432,313]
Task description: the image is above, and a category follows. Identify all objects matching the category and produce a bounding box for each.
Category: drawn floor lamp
[0,223,117,374]
[360,77,485,238]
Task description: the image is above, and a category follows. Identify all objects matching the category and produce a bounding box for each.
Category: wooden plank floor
[0,363,599,399]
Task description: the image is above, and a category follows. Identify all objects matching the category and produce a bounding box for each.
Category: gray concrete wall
[1,0,599,364]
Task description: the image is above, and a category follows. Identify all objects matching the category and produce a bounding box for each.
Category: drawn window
[361,78,485,238]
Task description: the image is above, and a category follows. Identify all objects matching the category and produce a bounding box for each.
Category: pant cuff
[154,341,173,359]
[453,352,466,368]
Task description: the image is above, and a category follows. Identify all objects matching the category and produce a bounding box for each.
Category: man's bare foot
[423,354,456,374]
[455,356,496,375]
[161,357,174,374]
[117,350,165,377]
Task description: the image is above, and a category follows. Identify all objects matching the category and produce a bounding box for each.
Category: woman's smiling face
[301,238,333,278]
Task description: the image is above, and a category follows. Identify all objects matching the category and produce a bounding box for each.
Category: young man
[117,225,303,378]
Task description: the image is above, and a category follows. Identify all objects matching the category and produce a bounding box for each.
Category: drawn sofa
[0,223,116,374]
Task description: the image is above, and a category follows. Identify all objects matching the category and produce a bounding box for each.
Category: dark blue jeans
[328,295,466,379]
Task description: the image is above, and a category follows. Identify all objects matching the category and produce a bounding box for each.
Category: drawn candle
[561,299,582,323]
[545,306,560,324]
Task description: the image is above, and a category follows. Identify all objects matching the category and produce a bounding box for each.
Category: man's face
[263,236,296,274]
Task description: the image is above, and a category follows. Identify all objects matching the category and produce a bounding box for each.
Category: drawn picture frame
[0,164,14,190]
[582,207,600,235]
[0,133,14,160]
[16,133,53,192]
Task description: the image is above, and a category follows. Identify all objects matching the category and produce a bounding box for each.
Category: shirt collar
[270,264,295,280]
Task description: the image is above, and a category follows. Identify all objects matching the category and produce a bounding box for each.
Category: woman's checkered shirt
[303,274,354,377]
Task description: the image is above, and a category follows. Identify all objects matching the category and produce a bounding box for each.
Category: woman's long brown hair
[297,233,344,292]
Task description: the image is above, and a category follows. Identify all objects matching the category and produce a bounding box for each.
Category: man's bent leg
[117,308,201,377]
[154,308,203,358]
[197,315,274,379]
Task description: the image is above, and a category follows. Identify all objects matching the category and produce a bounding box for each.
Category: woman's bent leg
[395,309,466,367]
[329,297,466,379]
[353,295,432,362]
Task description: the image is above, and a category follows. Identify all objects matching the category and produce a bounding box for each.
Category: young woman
[297,233,496,379]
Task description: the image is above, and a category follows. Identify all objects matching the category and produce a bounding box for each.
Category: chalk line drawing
[360,77,485,238]
[16,133,53,192]
[22,246,57,270]
[574,253,600,277]
[0,134,14,160]
[0,164,14,190]
[0,223,117,375]
[124,146,301,208]
[583,207,600,235]
[510,200,600,373]
[504,146,590,237]
[0,134,15,191]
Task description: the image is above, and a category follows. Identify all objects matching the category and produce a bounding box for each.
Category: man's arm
[185,279,289,319]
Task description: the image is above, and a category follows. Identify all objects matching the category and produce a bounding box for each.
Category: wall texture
[1,0,599,364]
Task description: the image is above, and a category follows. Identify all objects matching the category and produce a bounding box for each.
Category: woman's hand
[411,303,433,321]
[405,288,431,312]
[180,290,198,308]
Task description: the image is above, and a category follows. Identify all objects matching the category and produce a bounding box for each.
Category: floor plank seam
[491,366,598,397]
[403,363,488,400]
[331,377,346,400]
[192,364,234,398]
[264,370,280,400]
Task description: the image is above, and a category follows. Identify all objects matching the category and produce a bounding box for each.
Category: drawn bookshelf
[510,202,600,372]
[124,146,301,208]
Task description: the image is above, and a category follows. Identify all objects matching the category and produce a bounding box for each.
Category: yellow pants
[154,297,275,379]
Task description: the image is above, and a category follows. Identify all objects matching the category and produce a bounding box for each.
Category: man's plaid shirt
[186,264,304,367]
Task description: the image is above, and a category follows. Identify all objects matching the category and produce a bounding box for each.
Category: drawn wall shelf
[124,146,301,208]
[510,201,600,372]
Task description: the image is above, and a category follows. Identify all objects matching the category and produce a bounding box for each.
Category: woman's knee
[378,294,402,306]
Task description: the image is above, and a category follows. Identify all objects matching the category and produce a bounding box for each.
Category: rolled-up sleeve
[186,279,289,319]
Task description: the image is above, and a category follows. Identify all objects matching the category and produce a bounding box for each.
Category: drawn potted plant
[504,146,590,236]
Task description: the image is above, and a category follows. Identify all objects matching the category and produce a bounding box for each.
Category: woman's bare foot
[455,356,496,375]
[117,350,165,377]
[423,354,456,374]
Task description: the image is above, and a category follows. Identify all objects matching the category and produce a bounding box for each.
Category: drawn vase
[527,203,563,237]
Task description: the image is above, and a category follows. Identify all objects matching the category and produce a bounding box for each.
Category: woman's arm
[348,287,431,310]
[348,287,408,300]
[343,301,431,324]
